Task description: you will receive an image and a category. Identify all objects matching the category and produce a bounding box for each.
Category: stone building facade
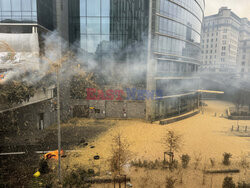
[201,7,250,73]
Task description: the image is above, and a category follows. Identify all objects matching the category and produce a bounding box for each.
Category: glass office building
[0,0,55,31]
[152,0,204,119]
[67,0,204,120]
[69,0,149,55]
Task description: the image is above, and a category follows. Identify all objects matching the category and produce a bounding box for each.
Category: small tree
[0,80,35,105]
[163,130,182,165]
[180,154,190,168]
[193,152,202,170]
[165,176,177,188]
[222,177,236,188]
[109,133,131,187]
[223,153,232,166]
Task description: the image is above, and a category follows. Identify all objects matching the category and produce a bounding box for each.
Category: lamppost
[56,62,61,183]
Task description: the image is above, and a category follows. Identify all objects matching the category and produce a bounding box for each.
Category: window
[12,0,21,11]
[101,18,110,34]
[242,55,246,59]
[101,0,110,16]
[221,52,226,56]
[87,0,100,16]
[242,62,245,66]
[222,46,226,50]
[87,17,101,34]
[22,0,32,11]
[80,17,86,34]
[222,41,226,45]
[221,58,225,62]
[80,0,86,16]
[222,35,227,39]
[2,0,11,11]
[223,29,227,33]
[210,50,212,53]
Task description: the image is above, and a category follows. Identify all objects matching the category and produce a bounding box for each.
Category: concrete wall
[70,100,146,119]
[0,99,57,131]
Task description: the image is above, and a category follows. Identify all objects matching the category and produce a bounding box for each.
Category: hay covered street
[62,100,250,187]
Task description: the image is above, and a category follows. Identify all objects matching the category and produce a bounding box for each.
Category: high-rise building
[237,18,250,75]
[62,0,204,121]
[201,7,250,73]
[0,0,205,122]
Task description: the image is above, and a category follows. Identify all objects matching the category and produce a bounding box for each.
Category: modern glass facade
[151,0,204,120]
[69,0,149,55]
[0,0,37,22]
[66,0,204,120]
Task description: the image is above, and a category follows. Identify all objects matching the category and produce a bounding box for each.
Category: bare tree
[109,133,131,188]
[163,130,182,165]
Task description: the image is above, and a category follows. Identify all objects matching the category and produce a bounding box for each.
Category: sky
[205,0,250,19]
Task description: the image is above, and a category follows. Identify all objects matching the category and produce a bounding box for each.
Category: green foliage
[63,167,92,187]
[223,153,232,166]
[237,181,249,188]
[180,154,190,168]
[0,81,35,105]
[222,177,236,188]
[70,73,97,99]
[165,176,177,188]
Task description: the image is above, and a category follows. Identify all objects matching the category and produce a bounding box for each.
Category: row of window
[171,0,203,21]
[157,15,200,43]
[80,0,109,17]
[203,52,226,58]
[0,0,37,22]
[80,17,110,34]
[157,60,197,73]
[157,0,202,34]
[0,0,36,11]
[154,35,201,60]
[156,79,199,96]
[203,58,227,64]
[202,46,227,53]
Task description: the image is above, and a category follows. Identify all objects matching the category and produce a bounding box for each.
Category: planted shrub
[169,159,179,170]
[223,153,232,166]
[166,176,177,188]
[222,177,236,188]
[210,158,215,167]
[63,167,93,187]
[181,154,190,168]
[237,181,248,188]
[193,153,202,170]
